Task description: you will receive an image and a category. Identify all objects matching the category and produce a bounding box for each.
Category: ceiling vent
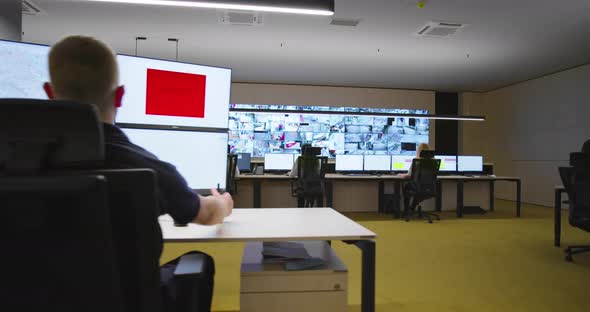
[330,18,360,27]
[416,21,466,38]
[22,0,46,15]
[219,11,263,26]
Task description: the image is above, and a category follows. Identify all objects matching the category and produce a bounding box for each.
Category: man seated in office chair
[42,35,233,312]
[397,143,430,179]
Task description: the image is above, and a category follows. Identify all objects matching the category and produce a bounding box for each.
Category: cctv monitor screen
[264,153,295,171]
[363,155,391,172]
[0,39,232,130]
[435,155,458,172]
[391,155,414,172]
[458,156,483,173]
[122,128,228,190]
[237,153,251,172]
[335,155,364,172]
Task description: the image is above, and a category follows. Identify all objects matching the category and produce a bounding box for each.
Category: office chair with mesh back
[559,152,590,262]
[292,147,327,207]
[0,99,205,312]
[0,99,125,312]
[403,158,441,223]
[226,153,238,195]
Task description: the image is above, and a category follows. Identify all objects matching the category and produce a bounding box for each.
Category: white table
[160,208,377,312]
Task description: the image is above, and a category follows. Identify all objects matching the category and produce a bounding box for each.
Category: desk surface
[160,208,377,243]
[237,173,519,181]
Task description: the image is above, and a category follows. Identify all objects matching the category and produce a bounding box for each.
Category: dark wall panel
[435,92,458,155]
[0,0,22,41]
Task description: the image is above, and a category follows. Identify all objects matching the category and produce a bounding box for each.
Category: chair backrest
[93,169,163,312]
[0,99,124,311]
[410,158,441,196]
[226,153,238,195]
[0,99,162,312]
[559,152,590,227]
[296,155,328,196]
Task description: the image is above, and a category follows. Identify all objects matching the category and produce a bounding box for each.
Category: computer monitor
[335,155,364,172]
[435,155,457,173]
[363,155,391,173]
[0,39,232,130]
[391,155,414,172]
[237,153,251,173]
[458,156,483,174]
[121,128,228,190]
[264,153,295,172]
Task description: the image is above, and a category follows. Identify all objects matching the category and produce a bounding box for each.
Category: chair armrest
[174,253,205,278]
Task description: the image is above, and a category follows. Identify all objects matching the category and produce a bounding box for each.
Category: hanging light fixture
[84,0,335,16]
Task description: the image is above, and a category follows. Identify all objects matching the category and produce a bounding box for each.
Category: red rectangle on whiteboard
[146,69,206,118]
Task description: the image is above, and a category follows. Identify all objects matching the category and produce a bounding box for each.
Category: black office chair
[403,158,441,223]
[559,152,590,262]
[292,147,328,207]
[226,153,238,195]
[0,99,125,312]
[0,99,204,312]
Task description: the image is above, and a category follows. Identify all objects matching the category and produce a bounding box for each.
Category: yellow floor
[161,200,590,312]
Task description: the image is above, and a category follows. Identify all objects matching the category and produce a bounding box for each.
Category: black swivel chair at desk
[403,157,441,223]
[0,99,204,312]
[292,147,328,207]
[559,152,590,262]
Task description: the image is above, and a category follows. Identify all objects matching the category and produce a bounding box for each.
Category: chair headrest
[0,99,104,172]
[570,152,590,169]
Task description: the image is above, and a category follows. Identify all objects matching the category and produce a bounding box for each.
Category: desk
[238,174,522,218]
[160,208,377,312]
[554,185,566,247]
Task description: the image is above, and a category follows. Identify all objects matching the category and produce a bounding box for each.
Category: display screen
[122,128,228,190]
[364,155,392,172]
[435,155,458,172]
[458,156,483,172]
[0,40,232,130]
[237,153,251,172]
[264,153,295,171]
[391,155,415,171]
[335,155,364,172]
[229,104,430,158]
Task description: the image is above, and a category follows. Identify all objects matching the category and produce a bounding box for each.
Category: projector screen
[122,128,228,190]
[0,39,232,130]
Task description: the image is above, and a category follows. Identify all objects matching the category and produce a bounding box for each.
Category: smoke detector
[219,11,263,26]
[416,21,466,38]
[22,0,46,16]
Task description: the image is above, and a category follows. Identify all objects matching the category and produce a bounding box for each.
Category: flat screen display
[458,156,483,172]
[0,40,232,130]
[335,155,364,172]
[264,153,295,171]
[391,155,415,171]
[122,128,228,190]
[237,153,251,172]
[435,155,457,172]
[363,155,391,172]
[229,104,430,158]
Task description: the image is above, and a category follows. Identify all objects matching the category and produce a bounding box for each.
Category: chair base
[403,206,440,224]
[564,245,590,262]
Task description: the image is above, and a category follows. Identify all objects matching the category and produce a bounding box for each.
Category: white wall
[461,64,590,207]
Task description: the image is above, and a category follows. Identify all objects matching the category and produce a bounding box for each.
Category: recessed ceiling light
[83,0,335,16]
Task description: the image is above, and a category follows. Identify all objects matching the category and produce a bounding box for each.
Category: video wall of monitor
[0,39,231,190]
[229,104,430,158]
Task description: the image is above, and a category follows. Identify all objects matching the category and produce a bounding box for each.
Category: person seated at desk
[397,143,430,178]
[42,35,233,312]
